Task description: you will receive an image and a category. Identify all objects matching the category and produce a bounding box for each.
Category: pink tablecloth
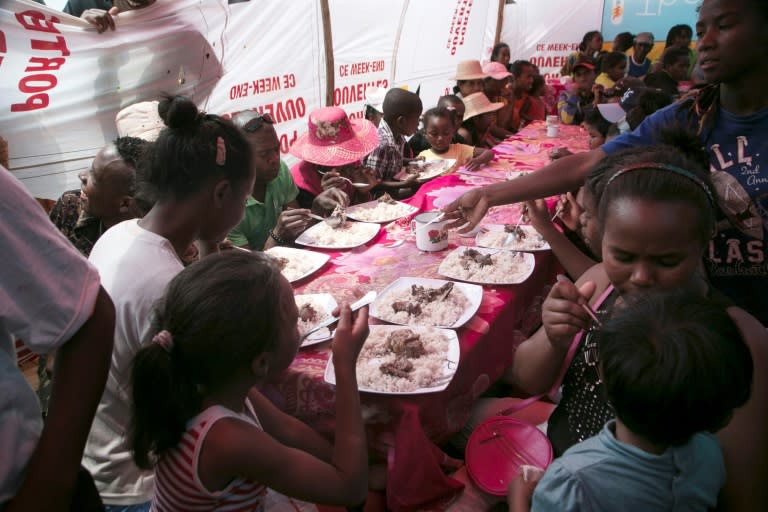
[267,122,587,510]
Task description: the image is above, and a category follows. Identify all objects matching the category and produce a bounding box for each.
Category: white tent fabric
[0,0,695,198]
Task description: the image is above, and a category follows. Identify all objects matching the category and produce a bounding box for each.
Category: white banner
[203,0,323,166]
[0,0,226,198]
[326,0,404,120]
[394,0,497,110]
[1,0,608,199]
[495,0,605,80]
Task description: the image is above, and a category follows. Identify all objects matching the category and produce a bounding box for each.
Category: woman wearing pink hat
[289,107,381,214]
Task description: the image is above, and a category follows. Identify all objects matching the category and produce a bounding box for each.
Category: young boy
[364,88,422,195]
[644,47,690,98]
[557,62,596,125]
[510,291,753,512]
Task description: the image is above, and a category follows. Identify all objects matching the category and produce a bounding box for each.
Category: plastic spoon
[299,291,377,341]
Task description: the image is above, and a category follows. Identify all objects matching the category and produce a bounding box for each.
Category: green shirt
[227,160,298,249]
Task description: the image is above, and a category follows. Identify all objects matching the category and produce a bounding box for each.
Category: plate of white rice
[438,247,535,285]
[265,246,330,283]
[295,293,337,347]
[345,198,418,223]
[324,325,460,394]
[370,277,482,328]
[476,224,551,252]
[295,220,381,249]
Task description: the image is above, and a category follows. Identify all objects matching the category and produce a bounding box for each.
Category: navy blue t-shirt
[602,102,768,325]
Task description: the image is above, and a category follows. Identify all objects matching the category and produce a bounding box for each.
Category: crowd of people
[2,0,767,511]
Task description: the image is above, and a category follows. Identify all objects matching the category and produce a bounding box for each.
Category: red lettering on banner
[25,56,66,72]
[446,0,473,55]
[11,10,69,112]
[31,36,70,57]
[332,80,389,107]
[0,30,6,67]
[15,10,61,33]
[229,82,249,100]
[19,73,57,93]
[348,110,364,120]
[282,73,296,88]
[257,97,307,123]
[278,130,299,154]
[251,76,281,95]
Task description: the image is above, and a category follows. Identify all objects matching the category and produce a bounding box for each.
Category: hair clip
[215,136,226,166]
[152,330,174,353]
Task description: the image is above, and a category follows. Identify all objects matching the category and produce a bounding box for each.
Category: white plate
[295,293,337,347]
[295,220,380,249]
[324,325,460,395]
[265,246,330,283]
[415,159,457,182]
[345,199,419,223]
[370,277,482,328]
[438,246,535,285]
[475,224,552,252]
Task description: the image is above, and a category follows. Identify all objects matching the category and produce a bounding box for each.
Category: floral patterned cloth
[269,122,585,510]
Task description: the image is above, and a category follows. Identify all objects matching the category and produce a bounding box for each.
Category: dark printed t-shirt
[603,102,768,325]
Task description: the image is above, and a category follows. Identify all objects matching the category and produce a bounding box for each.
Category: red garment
[290,160,356,199]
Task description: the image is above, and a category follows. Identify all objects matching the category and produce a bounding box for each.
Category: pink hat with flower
[289,107,379,167]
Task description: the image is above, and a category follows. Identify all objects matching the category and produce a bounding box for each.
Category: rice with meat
[356,328,450,392]
[265,248,319,282]
[303,221,378,247]
[476,227,548,251]
[349,202,413,222]
[440,249,532,284]
[295,296,331,337]
[375,285,469,326]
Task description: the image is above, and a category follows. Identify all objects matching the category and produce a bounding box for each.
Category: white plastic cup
[410,212,449,251]
[546,124,560,138]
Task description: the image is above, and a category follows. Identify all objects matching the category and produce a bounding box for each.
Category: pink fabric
[290,160,355,199]
[269,122,587,510]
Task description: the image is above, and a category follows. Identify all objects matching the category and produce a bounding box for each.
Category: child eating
[130,251,370,510]
[418,106,493,172]
[510,290,752,511]
[364,88,423,197]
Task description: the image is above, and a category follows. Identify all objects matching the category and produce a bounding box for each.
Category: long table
[267,121,588,510]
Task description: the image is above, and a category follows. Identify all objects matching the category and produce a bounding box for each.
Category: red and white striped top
[152,401,267,511]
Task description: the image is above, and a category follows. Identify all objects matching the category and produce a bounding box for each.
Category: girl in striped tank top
[129,251,370,511]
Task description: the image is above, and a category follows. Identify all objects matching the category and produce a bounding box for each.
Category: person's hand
[443,188,490,233]
[348,166,381,193]
[331,303,369,369]
[549,147,573,160]
[507,466,545,512]
[312,188,349,215]
[542,277,597,351]
[81,7,119,33]
[0,136,8,169]
[523,199,551,231]
[321,170,348,191]
[591,83,605,105]
[557,191,582,232]
[275,208,312,240]
[463,157,484,172]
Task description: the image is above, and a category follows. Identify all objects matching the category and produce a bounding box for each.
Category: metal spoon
[307,212,344,228]
[317,171,369,189]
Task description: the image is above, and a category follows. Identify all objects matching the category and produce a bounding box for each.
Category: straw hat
[482,61,512,80]
[289,107,379,167]
[115,100,164,141]
[452,60,488,81]
[462,92,504,122]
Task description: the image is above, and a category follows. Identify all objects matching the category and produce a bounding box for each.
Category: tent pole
[495,0,505,45]
[320,0,335,106]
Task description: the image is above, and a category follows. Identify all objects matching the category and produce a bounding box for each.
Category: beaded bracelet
[269,230,290,245]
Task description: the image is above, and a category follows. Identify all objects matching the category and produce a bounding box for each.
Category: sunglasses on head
[242,112,275,132]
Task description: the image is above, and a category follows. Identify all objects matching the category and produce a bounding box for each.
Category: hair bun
[658,127,708,170]
[158,95,199,131]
